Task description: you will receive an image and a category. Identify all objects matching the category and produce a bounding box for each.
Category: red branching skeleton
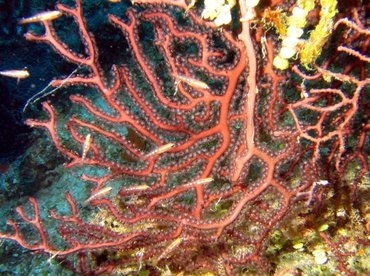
[0,0,368,274]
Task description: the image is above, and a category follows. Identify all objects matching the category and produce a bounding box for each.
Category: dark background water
[0,0,128,167]
[0,0,61,165]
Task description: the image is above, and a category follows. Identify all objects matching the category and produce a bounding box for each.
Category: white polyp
[282,36,300,47]
[247,0,260,8]
[292,7,307,18]
[279,46,296,59]
[287,26,304,38]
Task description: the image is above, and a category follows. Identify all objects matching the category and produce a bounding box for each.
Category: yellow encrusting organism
[273,0,315,70]
[262,8,288,37]
[272,0,337,70]
[299,0,338,68]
